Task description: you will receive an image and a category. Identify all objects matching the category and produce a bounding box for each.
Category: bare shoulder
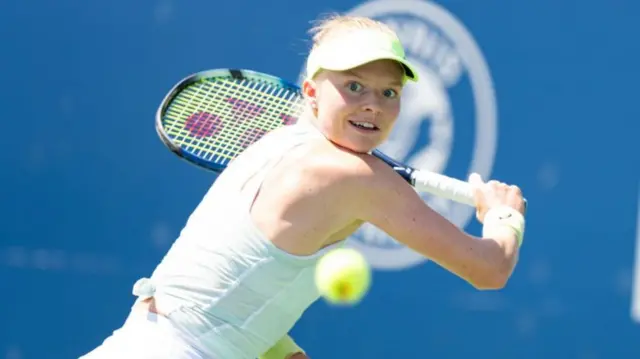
[256,140,399,221]
[302,146,420,201]
[264,141,364,185]
[274,141,402,194]
[252,141,385,254]
[286,141,397,178]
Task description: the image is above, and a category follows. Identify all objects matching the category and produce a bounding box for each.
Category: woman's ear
[302,79,318,116]
[302,79,317,102]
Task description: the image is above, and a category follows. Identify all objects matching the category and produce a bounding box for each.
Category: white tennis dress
[80,121,344,359]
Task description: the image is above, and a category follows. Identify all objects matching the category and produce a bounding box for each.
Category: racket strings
[162,76,305,164]
[166,85,223,161]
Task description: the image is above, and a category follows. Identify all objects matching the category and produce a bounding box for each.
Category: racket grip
[411,170,529,211]
[411,170,476,207]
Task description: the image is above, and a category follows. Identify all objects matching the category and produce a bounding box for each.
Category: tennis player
[80,15,526,359]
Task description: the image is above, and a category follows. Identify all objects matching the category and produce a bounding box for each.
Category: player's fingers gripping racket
[155,69,526,208]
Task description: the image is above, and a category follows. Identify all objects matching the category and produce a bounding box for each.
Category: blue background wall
[2,0,639,358]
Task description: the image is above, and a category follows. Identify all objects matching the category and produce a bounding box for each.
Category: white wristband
[482,206,526,247]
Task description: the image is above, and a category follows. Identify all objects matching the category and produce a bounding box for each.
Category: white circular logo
[299,0,498,270]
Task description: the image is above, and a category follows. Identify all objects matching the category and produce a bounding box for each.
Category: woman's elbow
[472,273,509,290]
[471,262,514,290]
[472,239,519,290]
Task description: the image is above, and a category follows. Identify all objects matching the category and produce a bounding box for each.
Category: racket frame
[155,69,303,173]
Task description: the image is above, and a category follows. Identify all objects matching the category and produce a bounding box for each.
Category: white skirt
[79,309,210,359]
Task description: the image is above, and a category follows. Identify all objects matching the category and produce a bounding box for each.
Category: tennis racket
[155,68,524,208]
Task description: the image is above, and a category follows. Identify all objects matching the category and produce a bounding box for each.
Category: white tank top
[131,121,345,358]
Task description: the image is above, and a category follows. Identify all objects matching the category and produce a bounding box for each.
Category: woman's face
[303,59,405,153]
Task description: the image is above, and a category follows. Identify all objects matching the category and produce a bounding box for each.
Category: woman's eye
[347,81,363,92]
[383,89,399,98]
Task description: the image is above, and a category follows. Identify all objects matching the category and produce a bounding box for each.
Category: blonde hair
[308,14,398,51]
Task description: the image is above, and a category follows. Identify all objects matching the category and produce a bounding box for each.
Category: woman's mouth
[348,121,380,131]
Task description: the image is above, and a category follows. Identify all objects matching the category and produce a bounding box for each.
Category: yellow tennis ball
[315,248,371,305]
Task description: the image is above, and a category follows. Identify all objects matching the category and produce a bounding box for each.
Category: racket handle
[411,170,476,206]
[371,149,527,210]
[411,170,528,211]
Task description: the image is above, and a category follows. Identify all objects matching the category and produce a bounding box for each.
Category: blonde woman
[79,15,526,359]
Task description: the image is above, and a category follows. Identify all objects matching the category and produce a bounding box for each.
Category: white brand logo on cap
[340,0,499,270]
